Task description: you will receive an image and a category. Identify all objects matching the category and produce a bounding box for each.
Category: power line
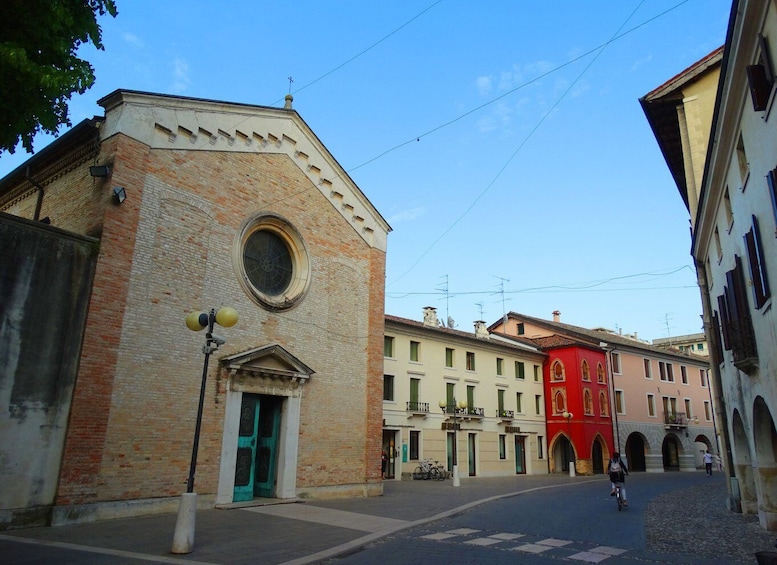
[385,265,697,298]
[260,2,689,227]
[268,0,444,106]
[387,0,663,286]
[349,1,688,173]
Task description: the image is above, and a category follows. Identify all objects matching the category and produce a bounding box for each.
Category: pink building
[491,311,714,475]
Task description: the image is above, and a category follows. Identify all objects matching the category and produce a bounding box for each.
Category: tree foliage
[0,0,118,155]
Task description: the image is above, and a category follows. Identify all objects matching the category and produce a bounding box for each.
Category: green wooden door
[468,433,476,476]
[254,396,281,497]
[514,436,526,474]
[409,378,419,410]
[233,396,261,502]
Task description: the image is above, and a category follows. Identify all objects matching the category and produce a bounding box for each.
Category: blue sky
[0,1,732,341]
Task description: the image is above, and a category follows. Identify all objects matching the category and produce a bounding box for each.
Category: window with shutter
[744,215,771,308]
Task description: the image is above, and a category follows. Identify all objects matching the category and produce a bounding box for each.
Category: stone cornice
[97,90,390,251]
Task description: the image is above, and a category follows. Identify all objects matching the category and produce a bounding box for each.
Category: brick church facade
[0,90,390,527]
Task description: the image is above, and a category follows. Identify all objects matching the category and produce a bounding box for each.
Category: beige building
[653,333,709,357]
[640,46,723,228]
[383,308,548,481]
[643,0,777,530]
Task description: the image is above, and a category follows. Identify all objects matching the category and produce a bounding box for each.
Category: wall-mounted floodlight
[112,186,127,205]
[90,165,111,177]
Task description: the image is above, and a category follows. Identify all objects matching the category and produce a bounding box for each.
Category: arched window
[597,363,606,384]
[554,390,566,413]
[552,360,565,381]
[584,388,593,415]
[599,391,608,416]
[581,360,590,381]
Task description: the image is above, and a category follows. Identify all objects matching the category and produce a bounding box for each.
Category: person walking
[703,450,714,475]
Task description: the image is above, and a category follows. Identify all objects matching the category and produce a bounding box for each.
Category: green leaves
[0,0,117,154]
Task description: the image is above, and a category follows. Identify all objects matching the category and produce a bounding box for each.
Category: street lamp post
[562,410,575,477]
[172,307,238,555]
[439,398,467,487]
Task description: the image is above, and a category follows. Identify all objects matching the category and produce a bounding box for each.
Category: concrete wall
[0,213,97,529]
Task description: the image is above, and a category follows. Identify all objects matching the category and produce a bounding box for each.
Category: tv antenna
[662,313,675,342]
[436,275,451,323]
[493,276,511,322]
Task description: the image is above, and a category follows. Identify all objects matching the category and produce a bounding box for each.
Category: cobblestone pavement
[645,476,776,563]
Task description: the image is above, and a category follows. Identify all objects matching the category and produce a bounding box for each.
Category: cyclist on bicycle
[608,452,628,507]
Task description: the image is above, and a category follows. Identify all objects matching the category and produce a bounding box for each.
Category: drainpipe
[600,342,620,454]
[26,167,45,221]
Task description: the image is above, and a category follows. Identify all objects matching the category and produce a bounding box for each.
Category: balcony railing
[664,411,689,427]
[729,317,758,372]
[497,409,514,420]
[441,405,484,419]
[406,401,429,414]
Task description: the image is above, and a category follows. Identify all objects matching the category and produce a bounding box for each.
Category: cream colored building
[691,0,777,530]
[642,0,777,531]
[383,308,548,480]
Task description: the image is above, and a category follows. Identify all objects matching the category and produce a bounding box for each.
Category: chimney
[423,306,439,327]
[552,310,561,323]
[474,320,489,339]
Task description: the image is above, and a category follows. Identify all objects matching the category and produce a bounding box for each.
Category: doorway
[626,434,646,471]
[382,430,397,479]
[592,440,604,474]
[468,433,477,476]
[514,436,526,474]
[662,435,681,470]
[233,394,282,502]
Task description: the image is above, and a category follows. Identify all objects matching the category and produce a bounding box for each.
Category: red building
[490,313,616,475]
[531,335,614,474]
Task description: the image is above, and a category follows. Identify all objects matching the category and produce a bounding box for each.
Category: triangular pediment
[97,90,390,251]
[221,344,314,380]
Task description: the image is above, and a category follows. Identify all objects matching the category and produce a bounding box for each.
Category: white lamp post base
[569,462,576,477]
[171,492,197,554]
[452,464,460,487]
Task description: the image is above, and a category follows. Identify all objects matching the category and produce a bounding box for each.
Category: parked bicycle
[413,459,447,480]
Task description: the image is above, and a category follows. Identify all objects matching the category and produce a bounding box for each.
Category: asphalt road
[319,473,770,565]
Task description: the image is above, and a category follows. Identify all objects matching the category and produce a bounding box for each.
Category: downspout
[25,166,45,221]
[600,342,621,454]
[695,258,738,511]
[608,349,621,452]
